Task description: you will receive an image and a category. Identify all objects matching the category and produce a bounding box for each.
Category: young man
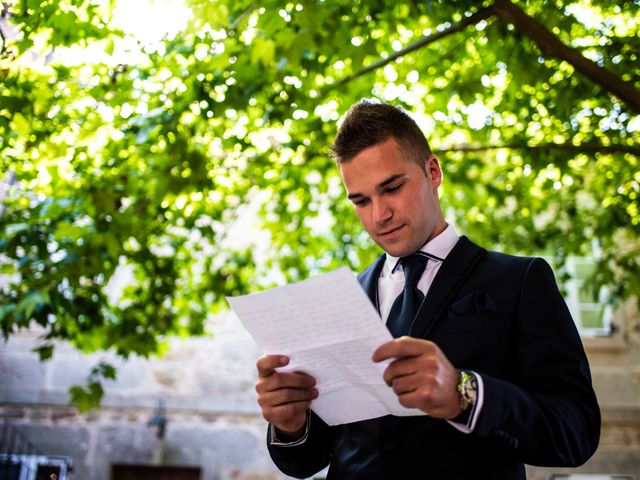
[255,100,600,479]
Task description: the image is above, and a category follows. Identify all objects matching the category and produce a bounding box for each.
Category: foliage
[69,361,116,412]
[0,0,638,408]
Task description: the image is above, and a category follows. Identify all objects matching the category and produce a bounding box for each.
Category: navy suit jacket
[268,237,600,479]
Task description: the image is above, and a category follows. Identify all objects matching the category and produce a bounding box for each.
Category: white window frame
[563,256,613,338]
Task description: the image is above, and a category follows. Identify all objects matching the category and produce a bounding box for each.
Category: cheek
[408,191,431,223]
[356,208,373,230]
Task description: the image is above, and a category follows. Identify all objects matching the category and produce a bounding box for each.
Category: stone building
[1,302,639,479]
[0,313,288,480]
[529,298,640,480]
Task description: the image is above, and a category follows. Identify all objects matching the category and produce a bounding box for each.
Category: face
[339,137,447,257]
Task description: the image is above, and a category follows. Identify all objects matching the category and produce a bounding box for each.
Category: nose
[372,197,392,224]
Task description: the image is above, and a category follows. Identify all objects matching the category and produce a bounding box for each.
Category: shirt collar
[383,224,460,276]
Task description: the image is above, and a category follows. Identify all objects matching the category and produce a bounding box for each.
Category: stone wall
[526,299,640,479]
[1,305,639,479]
[1,406,280,480]
[0,313,294,480]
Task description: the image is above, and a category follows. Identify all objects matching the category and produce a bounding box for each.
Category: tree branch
[434,142,640,157]
[229,4,258,32]
[492,0,640,114]
[334,6,496,87]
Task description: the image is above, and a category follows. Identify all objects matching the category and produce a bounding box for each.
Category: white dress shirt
[377,224,483,434]
[272,224,483,445]
[377,223,460,323]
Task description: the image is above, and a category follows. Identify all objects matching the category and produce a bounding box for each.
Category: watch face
[458,371,477,410]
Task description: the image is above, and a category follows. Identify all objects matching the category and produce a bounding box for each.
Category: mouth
[378,225,404,237]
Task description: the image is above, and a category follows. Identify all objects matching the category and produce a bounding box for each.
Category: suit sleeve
[267,411,334,478]
[473,257,600,466]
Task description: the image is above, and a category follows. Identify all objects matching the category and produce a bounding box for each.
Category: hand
[372,337,462,419]
[255,354,318,438]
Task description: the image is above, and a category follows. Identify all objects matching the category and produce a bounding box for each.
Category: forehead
[339,138,417,190]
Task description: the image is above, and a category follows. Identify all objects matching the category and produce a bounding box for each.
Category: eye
[354,198,370,207]
[385,183,403,194]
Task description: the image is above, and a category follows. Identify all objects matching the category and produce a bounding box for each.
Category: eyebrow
[347,174,407,200]
[379,174,406,188]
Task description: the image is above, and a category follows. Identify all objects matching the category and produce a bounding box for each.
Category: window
[0,454,72,480]
[564,257,613,337]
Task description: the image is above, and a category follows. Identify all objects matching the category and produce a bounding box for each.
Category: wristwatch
[457,370,477,411]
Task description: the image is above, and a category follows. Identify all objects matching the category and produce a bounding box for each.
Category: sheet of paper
[226,267,425,425]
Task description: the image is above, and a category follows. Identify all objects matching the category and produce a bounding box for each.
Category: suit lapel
[410,236,486,339]
[357,254,386,313]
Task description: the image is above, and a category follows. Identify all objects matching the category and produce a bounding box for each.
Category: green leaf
[11,113,30,136]
[252,37,276,68]
[2,0,638,412]
[33,343,55,361]
[69,381,104,412]
[17,293,39,320]
[91,361,117,381]
[0,263,16,274]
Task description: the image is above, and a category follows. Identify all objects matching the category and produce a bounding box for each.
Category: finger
[383,353,441,385]
[264,400,313,424]
[395,390,421,410]
[383,358,419,386]
[259,387,318,409]
[390,371,437,397]
[255,371,317,394]
[372,337,435,362]
[256,354,289,377]
[389,374,420,396]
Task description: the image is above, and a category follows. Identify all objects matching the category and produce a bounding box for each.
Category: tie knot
[400,253,428,288]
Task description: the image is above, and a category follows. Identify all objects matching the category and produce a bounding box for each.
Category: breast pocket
[443,312,505,333]
[443,290,505,333]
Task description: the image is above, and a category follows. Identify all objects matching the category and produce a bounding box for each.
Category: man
[255,100,600,478]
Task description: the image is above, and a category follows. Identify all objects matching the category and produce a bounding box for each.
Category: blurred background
[0,0,638,478]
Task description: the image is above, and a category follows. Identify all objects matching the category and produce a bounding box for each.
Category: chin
[382,245,411,258]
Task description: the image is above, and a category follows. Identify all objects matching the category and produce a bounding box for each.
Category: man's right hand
[255,354,318,440]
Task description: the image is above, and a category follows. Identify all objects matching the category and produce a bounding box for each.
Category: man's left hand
[372,336,462,419]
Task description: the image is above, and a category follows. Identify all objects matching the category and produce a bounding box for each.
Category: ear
[424,155,443,189]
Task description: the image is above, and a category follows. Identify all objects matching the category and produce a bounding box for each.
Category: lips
[379,225,404,237]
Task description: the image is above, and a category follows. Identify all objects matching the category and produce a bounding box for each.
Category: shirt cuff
[269,411,311,447]
[447,371,484,434]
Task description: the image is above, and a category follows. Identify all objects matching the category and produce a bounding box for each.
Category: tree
[1,0,638,409]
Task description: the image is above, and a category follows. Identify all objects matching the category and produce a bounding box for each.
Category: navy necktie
[386,253,428,338]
